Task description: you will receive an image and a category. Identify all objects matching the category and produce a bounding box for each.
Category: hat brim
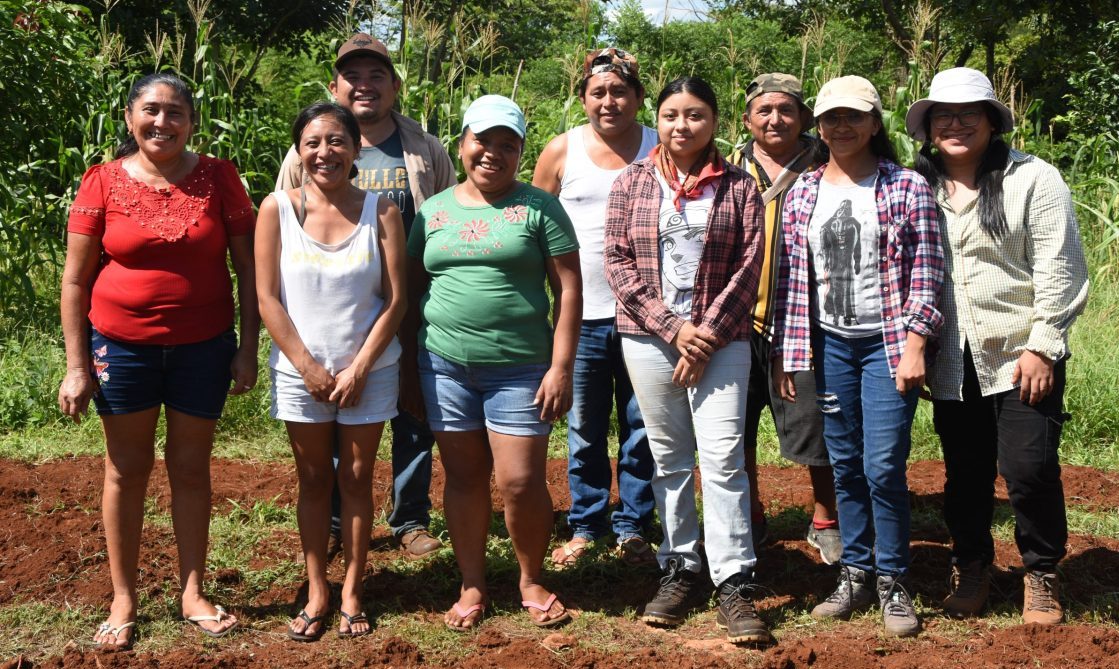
[814,96,879,117]
[464,120,526,139]
[905,98,1015,142]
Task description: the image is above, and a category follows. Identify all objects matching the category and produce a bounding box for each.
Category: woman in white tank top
[256,103,407,641]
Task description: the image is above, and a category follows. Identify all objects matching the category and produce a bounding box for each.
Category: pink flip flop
[521,593,571,628]
[445,601,485,631]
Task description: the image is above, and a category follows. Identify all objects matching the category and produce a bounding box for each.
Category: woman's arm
[331,199,409,408]
[227,233,259,395]
[537,250,582,421]
[900,175,945,338]
[398,256,430,420]
[254,194,335,401]
[603,168,688,343]
[58,233,103,423]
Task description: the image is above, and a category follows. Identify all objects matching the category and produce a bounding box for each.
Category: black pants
[932,348,1069,572]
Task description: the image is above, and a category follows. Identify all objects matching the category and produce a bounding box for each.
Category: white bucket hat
[905,67,1014,142]
[814,75,883,117]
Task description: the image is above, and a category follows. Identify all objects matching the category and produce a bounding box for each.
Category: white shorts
[269,363,399,425]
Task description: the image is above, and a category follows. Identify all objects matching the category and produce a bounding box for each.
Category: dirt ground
[2,456,1118,668]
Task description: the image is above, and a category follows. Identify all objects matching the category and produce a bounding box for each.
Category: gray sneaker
[811,565,875,619]
[878,575,920,637]
[806,523,842,565]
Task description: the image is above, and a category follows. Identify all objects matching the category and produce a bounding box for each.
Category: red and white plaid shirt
[604,158,765,346]
[772,159,945,375]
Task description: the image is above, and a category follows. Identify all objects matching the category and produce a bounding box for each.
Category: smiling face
[657,91,716,167]
[929,102,994,166]
[744,91,807,156]
[125,83,194,162]
[297,115,360,189]
[817,107,880,162]
[329,56,400,124]
[581,72,641,137]
[459,126,523,196]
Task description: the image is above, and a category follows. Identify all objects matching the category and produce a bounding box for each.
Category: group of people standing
[57,31,1088,650]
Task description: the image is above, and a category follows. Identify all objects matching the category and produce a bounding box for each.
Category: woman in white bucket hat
[907,67,1089,624]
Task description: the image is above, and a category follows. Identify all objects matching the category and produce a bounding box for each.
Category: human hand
[895,346,926,394]
[329,365,368,408]
[672,356,707,388]
[399,369,426,421]
[228,344,258,396]
[672,322,717,363]
[772,360,797,402]
[300,361,336,403]
[58,368,95,424]
[1012,350,1054,406]
[534,366,572,422]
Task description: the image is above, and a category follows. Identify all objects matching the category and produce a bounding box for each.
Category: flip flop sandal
[184,604,239,638]
[445,602,485,632]
[338,610,371,638]
[94,620,137,651]
[617,536,658,566]
[521,593,572,628]
[286,609,328,642]
[550,538,590,569]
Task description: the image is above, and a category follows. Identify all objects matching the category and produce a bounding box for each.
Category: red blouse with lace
[68,156,255,345]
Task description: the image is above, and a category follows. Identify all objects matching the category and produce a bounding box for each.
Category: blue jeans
[332,411,435,537]
[566,319,654,541]
[813,329,918,577]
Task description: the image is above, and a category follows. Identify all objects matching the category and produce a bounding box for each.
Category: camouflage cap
[583,47,640,80]
[745,73,807,109]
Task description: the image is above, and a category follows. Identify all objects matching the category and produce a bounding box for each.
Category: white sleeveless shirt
[269,191,401,375]
[558,124,658,320]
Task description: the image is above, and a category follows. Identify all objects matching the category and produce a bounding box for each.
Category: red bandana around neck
[651,143,724,211]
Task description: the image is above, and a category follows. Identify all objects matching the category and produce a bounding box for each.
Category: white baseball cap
[905,67,1014,141]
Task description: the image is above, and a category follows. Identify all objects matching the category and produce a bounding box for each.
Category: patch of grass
[0,602,99,659]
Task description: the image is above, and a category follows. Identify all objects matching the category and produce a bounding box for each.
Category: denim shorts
[270,363,399,425]
[417,349,552,437]
[90,327,236,419]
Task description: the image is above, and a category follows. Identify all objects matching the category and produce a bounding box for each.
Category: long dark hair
[115,73,196,159]
[656,76,719,119]
[291,102,362,180]
[812,109,898,165]
[913,103,1009,239]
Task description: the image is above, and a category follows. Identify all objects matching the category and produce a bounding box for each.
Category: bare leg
[436,430,492,629]
[809,464,839,523]
[335,421,384,635]
[96,407,160,648]
[490,430,566,624]
[163,409,238,635]
[285,421,336,637]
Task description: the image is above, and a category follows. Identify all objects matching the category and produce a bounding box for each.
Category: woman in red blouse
[57,73,259,649]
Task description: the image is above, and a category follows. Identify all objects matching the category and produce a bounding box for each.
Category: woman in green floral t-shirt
[402,95,582,630]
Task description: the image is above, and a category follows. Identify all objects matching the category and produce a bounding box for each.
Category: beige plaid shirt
[928,148,1089,399]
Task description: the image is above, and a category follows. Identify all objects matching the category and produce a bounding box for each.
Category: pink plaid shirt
[772,159,944,375]
[604,158,764,346]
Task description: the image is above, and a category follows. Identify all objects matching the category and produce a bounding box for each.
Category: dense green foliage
[0,1,1116,463]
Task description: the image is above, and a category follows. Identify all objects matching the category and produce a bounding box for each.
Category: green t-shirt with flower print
[406,182,580,366]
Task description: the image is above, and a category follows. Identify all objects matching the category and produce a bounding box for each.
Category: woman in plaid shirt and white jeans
[771,76,944,637]
[604,76,769,644]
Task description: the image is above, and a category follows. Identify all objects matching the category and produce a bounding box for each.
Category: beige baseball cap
[813,75,883,117]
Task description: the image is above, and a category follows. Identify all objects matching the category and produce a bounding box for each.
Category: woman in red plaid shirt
[771,76,944,637]
[604,76,769,645]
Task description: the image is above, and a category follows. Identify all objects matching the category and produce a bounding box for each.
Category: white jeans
[621,335,755,586]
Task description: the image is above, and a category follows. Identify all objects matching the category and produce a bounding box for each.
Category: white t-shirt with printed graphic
[807,174,882,337]
[654,170,714,316]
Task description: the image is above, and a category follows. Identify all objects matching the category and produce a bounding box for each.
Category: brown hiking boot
[400,529,443,559]
[1023,571,1063,625]
[943,560,990,617]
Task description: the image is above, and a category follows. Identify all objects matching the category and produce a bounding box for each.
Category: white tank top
[558,124,658,320]
[269,191,401,375]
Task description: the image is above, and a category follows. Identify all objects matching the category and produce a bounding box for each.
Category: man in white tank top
[534,48,659,568]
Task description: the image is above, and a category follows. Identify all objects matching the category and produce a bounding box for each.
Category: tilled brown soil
[2,456,1118,668]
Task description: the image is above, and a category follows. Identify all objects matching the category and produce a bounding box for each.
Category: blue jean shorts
[417,349,552,437]
[90,327,236,419]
